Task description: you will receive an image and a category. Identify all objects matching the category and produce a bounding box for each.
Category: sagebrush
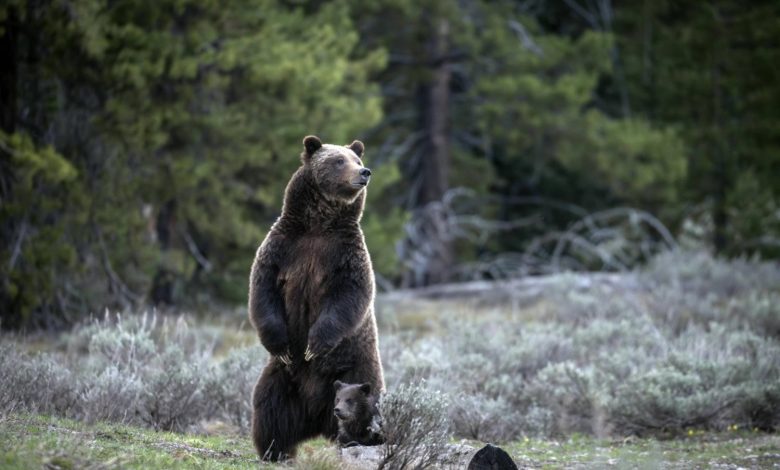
[1,250,778,444]
[1,312,265,433]
[379,250,780,441]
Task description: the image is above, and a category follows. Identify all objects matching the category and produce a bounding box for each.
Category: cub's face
[333,380,371,422]
[302,136,371,203]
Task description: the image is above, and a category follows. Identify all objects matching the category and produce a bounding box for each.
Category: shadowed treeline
[2,0,779,328]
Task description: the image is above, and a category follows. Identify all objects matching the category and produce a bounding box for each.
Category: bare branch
[178,227,212,272]
[508,19,544,57]
[563,0,601,29]
[7,217,28,270]
[398,186,678,285]
[95,227,141,306]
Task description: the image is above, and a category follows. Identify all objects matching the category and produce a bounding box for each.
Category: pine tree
[613,0,780,255]
[0,0,388,326]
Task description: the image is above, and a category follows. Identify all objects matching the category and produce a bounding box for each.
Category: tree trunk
[151,199,177,305]
[416,19,451,207]
[0,6,18,199]
[710,8,729,255]
[0,7,17,135]
[405,18,453,287]
[0,7,19,327]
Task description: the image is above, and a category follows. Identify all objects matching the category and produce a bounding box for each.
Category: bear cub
[333,380,384,447]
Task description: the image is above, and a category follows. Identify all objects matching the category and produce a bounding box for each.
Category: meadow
[2,250,779,469]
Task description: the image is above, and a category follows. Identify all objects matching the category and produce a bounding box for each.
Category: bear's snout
[353,167,372,187]
[355,167,372,186]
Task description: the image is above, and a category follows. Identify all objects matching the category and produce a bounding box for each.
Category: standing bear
[248,135,385,461]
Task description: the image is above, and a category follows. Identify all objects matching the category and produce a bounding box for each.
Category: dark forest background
[2,0,779,328]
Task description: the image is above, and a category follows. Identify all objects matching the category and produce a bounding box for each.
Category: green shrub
[79,365,142,424]
[610,356,742,433]
[378,383,450,470]
[0,344,77,416]
[528,362,611,436]
[1,312,265,433]
[203,344,266,432]
[379,252,780,440]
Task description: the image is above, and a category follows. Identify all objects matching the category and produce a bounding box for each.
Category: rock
[467,444,519,470]
[339,443,479,469]
[339,444,383,469]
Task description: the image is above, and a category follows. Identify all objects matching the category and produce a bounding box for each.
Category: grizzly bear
[248,135,385,461]
[333,380,384,447]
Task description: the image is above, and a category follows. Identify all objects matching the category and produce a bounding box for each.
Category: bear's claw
[304,345,316,362]
[279,352,292,366]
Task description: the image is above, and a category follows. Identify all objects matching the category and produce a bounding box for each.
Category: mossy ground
[0,413,261,469]
[503,432,780,469]
[2,413,778,469]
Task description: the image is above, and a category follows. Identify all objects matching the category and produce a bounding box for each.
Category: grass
[0,413,260,469]
[503,433,780,469]
[1,413,778,469]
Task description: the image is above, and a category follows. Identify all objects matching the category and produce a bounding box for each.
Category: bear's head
[333,380,372,422]
[301,135,371,203]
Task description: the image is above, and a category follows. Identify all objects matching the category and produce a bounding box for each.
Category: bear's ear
[334,380,345,391]
[359,383,371,395]
[348,140,364,158]
[303,135,323,158]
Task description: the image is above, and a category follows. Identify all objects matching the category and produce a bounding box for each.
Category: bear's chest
[278,236,333,311]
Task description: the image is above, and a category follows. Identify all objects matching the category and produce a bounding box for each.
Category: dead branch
[508,19,544,57]
[398,187,677,285]
[95,227,141,307]
[7,217,28,270]
[178,226,212,272]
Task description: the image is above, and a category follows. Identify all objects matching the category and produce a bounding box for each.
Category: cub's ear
[303,135,323,157]
[348,140,364,158]
[334,380,345,391]
[359,383,371,395]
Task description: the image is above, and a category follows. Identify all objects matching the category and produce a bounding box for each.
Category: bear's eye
[336,158,345,165]
[346,399,353,405]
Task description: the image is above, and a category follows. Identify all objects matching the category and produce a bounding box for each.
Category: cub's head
[333,380,372,422]
[301,135,371,203]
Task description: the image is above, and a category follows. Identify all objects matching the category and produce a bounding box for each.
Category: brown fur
[333,380,384,447]
[248,135,384,461]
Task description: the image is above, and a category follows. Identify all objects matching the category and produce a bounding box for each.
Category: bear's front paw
[304,339,333,362]
[261,332,290,358]
[277,350,293,366]
[304,344,316,362]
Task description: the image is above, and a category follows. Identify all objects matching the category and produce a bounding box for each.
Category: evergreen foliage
[1,0,390,325]
[2,1,779,324]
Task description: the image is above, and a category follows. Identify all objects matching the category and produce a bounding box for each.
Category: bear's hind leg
[251,364,307,461]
